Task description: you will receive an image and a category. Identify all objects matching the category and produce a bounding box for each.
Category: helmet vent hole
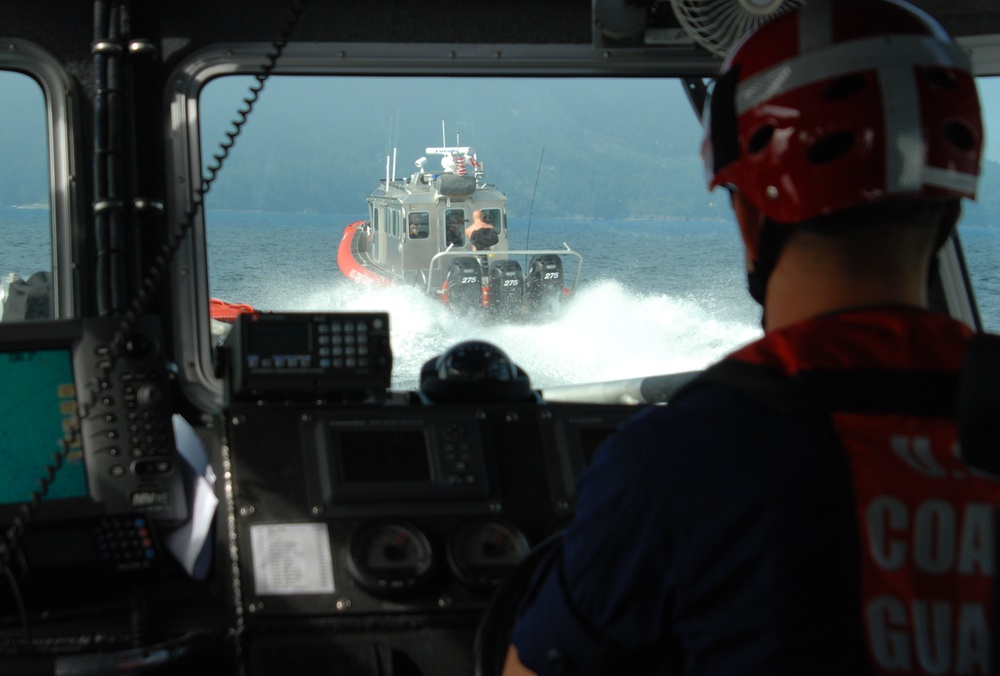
[746,125,774,155]
[824,74,865,101]
[807,131,854,165]
[922,67,957,90]
[944,121,976,151]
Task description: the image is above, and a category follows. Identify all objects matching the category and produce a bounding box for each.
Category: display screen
[247,321,310,357]
[338,429,432,483]
[0,347,88,504]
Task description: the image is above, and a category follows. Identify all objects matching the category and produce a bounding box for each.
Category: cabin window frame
[165,41,990,408]
[167,43,723,407]
[444,208,465,247]
[407,211,430,239]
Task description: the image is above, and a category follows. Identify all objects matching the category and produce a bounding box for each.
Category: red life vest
[691,308,999,674]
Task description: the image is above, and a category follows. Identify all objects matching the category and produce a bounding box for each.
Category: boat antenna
[524,146,545,258]
[385,114,393,168]
[442,120,446,147]
[384,113,395,186]
[390,111,399,182]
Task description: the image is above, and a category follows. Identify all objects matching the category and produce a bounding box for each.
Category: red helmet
[702,0,982,225]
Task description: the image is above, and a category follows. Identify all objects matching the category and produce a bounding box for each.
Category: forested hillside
[0,71,998,226]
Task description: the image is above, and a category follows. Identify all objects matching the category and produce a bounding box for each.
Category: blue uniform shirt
[512,385,867,674]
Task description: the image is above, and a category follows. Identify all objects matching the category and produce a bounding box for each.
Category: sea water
[204,212,1000,390]
[206,211,763,390]
[3,207,1000,392]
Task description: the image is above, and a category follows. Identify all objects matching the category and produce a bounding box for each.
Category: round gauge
[347,520,435,597]
[448,519,530,592]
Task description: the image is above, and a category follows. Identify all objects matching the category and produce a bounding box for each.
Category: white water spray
[279,279,760,391]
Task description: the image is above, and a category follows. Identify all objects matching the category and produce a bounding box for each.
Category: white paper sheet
[250,522,336,595]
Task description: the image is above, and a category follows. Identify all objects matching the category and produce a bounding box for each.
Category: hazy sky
[978,76,1000,161]
[200,74,1000,163]
[195,74,714,218]
[0,68,997,211]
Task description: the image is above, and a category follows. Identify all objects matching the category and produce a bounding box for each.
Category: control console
[0,316,186,526]
[74,316,187,524]
[220,328,635,624]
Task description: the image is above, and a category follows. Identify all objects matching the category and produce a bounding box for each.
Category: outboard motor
[443,256,484,312]
[525,254,564,315]
[486,260,524,321]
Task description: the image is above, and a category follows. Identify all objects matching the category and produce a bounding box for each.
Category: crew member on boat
[465,210,497,251]
[503,0,999,673]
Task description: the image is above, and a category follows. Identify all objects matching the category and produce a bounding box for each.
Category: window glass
[960,76,1000,331]
[408,212,429,239]
[445,209,465,247]
[482,208,501,234]
[0,72,50,321]
[205,75,973,390]
[194,73,1000,387]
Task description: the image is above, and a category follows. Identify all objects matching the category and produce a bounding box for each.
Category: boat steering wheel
[472,532,562,676]
[472,531,679,676]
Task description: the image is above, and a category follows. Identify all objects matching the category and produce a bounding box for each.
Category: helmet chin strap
[747,272,768,329]
[745,219,792,329]
[731,192,781,324]
[747,267,768,307]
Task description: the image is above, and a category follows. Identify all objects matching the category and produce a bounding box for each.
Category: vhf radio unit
[221,312,393,402]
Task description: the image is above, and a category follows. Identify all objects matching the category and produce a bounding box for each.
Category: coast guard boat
[337,144,582,318]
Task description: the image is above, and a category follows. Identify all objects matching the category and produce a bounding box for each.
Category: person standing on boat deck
[466,209,497,251]
[503,1,1000,674]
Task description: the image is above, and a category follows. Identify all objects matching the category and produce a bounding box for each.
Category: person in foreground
[503,0,1000,673]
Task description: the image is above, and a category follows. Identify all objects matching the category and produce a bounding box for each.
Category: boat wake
[266,279,761,392]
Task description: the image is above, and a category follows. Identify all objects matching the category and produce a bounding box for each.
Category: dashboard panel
[225,398,635,621]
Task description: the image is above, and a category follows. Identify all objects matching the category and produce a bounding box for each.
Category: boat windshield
[0,65,992,398]
[199,75,761,392]
[196,73,1000,396]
